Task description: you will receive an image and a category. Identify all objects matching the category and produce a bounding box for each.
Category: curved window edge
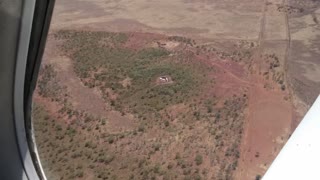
[13,0,55,179]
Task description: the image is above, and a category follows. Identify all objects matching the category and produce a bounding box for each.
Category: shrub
[154,143,161,151]
[138,125,145,132]
[55,125,62,131]
[193,111,201,120]
[195,154,203,165]
[175,152,181,159]
[76,171,84,178]
[153,164,161,174]
[167,163,173,169]
[108,136,115,144]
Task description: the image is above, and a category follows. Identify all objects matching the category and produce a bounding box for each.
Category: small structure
[156,75,172,85]
[159,76,169,83]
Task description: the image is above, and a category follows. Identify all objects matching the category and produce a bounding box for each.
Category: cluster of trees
[34,30,250,179]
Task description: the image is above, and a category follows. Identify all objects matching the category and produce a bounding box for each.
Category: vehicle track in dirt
[236,0,294,178]
[282,0,297,132]
[236,0,267,177]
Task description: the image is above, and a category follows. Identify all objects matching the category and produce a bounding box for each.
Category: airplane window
[32,0,320,179]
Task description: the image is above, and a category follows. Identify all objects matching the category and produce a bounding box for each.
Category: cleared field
[264,15,287,40]
[287,0,320,115]
[51,0,263,40]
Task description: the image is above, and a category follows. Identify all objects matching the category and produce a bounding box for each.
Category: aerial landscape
[32,0,320,179]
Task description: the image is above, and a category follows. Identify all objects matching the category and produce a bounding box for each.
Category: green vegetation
[34,30,247,179]
[55,30,207,117]
[168,36,194,46]
[264,53,287,90]
[195,154,203,165]
[38,64,63,100]
[33,103,122,179]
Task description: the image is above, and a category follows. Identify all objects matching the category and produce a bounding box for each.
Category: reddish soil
[42,35,138,133]
[37,30,296,179]
[124,32,166,50]
[235,73,292,179]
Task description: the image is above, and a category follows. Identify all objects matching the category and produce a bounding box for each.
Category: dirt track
[235,0,295,178]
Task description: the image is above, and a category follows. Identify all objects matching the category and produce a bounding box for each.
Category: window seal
[13,0,55,179]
